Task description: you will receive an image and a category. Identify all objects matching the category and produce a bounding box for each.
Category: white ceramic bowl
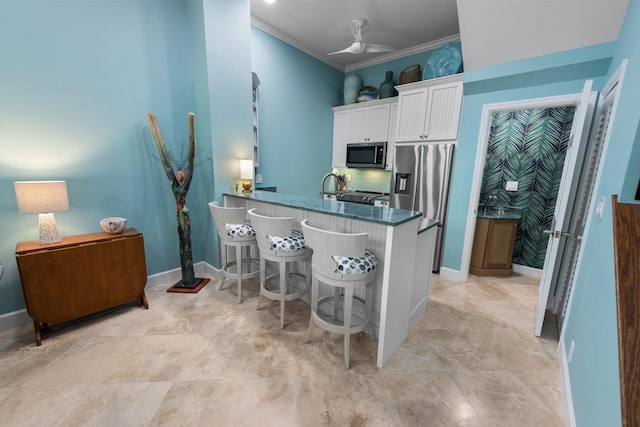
[100,217,127,234]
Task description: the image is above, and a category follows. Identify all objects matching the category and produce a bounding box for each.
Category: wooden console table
[15,228,148,345]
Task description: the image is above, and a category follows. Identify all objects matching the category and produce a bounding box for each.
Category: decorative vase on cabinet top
[343,74,362,105]
[379,71,397,98]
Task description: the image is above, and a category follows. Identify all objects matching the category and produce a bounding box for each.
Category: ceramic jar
[343,74,362,104]
[379,71,397,98]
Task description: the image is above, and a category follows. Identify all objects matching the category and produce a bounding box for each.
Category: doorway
[461,84,596,336]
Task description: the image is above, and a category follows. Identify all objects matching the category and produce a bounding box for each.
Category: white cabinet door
[423,81,463,141]
[395,87,429,143]
[368,103,391,142]
[395,79,463,143]
[332,110,350,168]
[349,104,390,142]
[349,107,370,142]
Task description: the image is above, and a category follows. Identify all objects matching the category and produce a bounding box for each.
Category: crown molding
[251,15,461,74]
[345,34,461,72]
[251,15,345,71]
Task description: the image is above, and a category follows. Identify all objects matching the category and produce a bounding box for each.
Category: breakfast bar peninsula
[224,191,438,367]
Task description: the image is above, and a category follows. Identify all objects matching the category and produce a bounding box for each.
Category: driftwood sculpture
[148,112,203,289]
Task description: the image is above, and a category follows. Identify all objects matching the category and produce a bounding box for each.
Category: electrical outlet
[255,174,263,184]
[595,196,605,219]
[505,181,518,191]
[346,174,352,181]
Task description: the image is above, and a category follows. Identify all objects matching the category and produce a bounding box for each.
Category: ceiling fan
[328,18,395,55]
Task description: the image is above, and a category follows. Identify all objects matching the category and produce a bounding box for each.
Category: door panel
[535,81,595,336]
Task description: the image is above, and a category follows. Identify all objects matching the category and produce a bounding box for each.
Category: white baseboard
[438,267,465,282]
[558,339,576,427]
[438,265,541,282]
[0,261,222,333]
[512,263,542,279]
[0,309,31,333]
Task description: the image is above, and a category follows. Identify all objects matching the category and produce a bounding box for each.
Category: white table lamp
[240,159,254,193]
[14,181,69,245]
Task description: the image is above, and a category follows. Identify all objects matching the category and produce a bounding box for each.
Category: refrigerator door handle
[412,145,422,211]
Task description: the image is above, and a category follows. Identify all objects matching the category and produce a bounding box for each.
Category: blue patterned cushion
[224,223,255,237]
[333,251,377,275]
[268,230,305,252]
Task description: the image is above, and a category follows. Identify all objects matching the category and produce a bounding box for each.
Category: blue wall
[0,0,200,314]
[250,27,344,198]
[0,0,255,315]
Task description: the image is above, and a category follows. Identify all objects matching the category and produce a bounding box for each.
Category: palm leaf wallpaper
[481,106,575,269]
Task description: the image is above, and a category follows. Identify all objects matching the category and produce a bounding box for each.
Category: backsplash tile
[333,168,392,194]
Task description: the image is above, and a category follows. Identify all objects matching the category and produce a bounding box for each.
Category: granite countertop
[225,191,427,227]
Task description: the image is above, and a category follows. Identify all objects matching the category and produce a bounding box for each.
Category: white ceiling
[250,0,630,72]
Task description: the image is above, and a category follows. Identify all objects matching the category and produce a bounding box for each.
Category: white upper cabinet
[332,109,350,168]
[349,103,391,143]
[395,74,463,143]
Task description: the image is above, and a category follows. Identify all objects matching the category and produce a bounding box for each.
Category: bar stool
[208,201,260,304]
[247,208,311,328]
[300,219,377,369]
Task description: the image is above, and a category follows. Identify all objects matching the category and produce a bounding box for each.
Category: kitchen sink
[477,206,523,220]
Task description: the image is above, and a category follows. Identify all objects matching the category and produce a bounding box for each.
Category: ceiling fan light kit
[329,18,395,56]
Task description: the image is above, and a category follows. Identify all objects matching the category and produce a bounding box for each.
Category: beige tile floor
[0,273,563,426]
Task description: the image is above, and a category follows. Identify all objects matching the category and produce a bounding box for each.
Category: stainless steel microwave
[346,142,387,168]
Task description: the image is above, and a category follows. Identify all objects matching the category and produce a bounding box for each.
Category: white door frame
[460,89,595,283]
[559,59,628,341]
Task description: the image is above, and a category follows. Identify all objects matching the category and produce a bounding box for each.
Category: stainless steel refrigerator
[390,143,455,272]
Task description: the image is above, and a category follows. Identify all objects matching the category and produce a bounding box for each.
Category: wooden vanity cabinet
[15,228,148,345]
[470,218,518,276]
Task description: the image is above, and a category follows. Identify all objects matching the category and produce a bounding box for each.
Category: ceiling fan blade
[365,44,396,53]
[328,41,366,55]
[328,46,354,55]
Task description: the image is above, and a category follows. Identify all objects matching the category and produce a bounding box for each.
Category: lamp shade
[14,181,69,213]
[240,159,254,180]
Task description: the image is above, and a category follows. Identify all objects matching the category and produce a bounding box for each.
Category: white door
[552,60,628,333]
[534,80,595,336]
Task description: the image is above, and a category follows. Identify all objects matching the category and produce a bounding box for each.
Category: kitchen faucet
[321,173,339,199]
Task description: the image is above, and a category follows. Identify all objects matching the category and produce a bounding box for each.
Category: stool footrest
[313,295,369,334]
[262,272,309,301]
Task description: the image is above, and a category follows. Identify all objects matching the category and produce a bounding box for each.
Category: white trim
[0,309,31,333]
[251,16,345,71]
[438,266,466,282]
[250,15,461,72]
[512,263,542,279]
[561,60,627,343]
[345,35,462,73]
[559,339,577,427]
[0,262,222,333]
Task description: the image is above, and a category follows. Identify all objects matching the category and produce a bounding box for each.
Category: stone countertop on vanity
[225,191,434,228]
